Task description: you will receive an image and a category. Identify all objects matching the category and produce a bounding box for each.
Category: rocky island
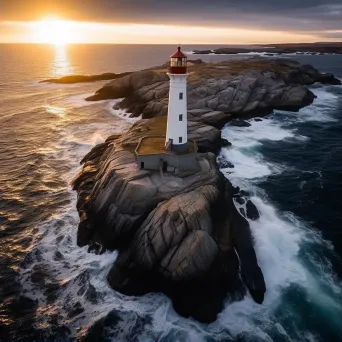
[71,57,340,323]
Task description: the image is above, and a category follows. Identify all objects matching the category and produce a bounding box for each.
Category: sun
[35,19,75,45]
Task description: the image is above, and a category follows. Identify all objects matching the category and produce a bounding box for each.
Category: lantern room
[168,46,187,74]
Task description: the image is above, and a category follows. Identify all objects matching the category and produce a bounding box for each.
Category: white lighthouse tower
[165,46,189,152]
[135,46,198,172]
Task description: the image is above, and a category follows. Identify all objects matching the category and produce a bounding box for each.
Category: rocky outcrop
[72,115,265,323]
[86,58,339,120]
[221,138,232,147]
[217,155,234,168]
[246,200,260,220]
[230,120,251,127]
[40,72,132,84]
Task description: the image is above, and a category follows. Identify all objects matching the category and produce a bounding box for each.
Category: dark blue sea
[0,44,341,342]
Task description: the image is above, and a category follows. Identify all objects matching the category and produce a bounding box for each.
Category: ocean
[0,44,342,342]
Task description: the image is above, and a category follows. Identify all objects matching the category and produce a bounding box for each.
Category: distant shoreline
[191,42,342,56]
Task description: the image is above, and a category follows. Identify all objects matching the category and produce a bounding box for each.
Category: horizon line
[0,41,341,46]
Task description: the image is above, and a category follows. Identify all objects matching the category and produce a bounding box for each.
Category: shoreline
[191,42,342,56]
[191,51,342,56]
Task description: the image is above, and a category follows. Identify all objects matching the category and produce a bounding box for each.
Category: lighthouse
[135,46,198,172]
[165,46,189,152]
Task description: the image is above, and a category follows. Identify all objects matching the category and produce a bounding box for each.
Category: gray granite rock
[72,117,265,322]
[246,200,260,220]
[230,120,251,127]
[86,58,338,120]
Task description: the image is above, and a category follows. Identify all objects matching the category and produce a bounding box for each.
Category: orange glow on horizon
[0,19,339,45]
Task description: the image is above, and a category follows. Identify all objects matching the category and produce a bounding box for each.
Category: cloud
[315,31,342,39]
[0,0,341,33]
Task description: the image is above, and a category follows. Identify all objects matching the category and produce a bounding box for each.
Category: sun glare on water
[35,19,76,45]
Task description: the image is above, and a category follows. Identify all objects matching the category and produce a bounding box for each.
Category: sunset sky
[0,0,341,44]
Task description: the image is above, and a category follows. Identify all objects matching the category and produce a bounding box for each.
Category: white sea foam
[236,52,278,57]
[296,87,339,123]
[214,197,306,338]
[107,99,142,121]
[216,114,308,339]
[220,117,297,185]
[222,118,297,148]
[221,148,274,180]
[65,92,106,107]
[66,92,141,123]
[20,202,119,334]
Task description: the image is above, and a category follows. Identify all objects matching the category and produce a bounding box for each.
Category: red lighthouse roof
[168,46,187,74]
[170,46,186,58]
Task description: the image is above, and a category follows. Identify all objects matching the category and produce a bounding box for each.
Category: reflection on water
[51,45,73,77]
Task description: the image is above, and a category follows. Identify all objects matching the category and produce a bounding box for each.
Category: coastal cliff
[72,58,340,322]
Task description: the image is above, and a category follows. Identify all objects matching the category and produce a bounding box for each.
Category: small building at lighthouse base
[135,136,199,172]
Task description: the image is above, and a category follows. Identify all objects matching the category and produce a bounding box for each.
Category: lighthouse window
[179,137,183,143]
[179,114,183,121]
[170,57,187,67]
[170,58,179,67]
[179,92,183,100]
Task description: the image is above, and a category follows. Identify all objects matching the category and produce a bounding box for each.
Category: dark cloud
[0,0,341,33]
